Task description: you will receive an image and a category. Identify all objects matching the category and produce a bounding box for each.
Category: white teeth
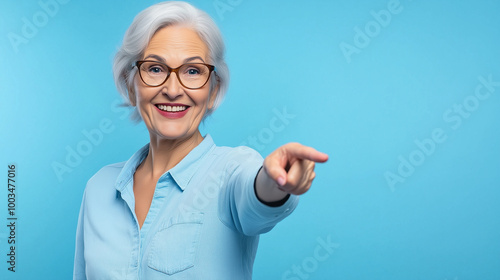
[157,105,187,112]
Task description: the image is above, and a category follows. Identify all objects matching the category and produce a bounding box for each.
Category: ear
[207,77,220,110]
[127,75,137,107]
[128,86,136,107]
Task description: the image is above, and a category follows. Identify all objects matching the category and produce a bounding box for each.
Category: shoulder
[212,145,263,162]
[206,145,263,182]
[210,145,263,173]
[85,161,126,192]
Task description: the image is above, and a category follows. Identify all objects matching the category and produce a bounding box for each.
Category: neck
[139,131,204,180]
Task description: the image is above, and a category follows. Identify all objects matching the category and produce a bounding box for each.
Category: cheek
[134,83,153,104]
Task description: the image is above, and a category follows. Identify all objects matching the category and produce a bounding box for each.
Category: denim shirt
[73,134,299,279]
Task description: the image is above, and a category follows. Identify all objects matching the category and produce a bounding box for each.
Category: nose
[161,72,184,99]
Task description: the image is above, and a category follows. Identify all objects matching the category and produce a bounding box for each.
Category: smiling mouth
[155,104,189,112]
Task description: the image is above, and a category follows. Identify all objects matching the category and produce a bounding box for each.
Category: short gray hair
[113,1,229,123]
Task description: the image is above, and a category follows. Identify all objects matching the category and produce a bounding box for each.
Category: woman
[73,1,328,279]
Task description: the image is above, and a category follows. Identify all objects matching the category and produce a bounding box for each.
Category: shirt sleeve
[73,189,87,280]
[218,146,299,236]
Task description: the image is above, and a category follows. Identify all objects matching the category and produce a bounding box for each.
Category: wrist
[254,166,290,206]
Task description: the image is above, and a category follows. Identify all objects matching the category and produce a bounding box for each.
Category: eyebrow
[143,54,206,64]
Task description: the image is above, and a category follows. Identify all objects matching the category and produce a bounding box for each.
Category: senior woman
[73,1,328,279]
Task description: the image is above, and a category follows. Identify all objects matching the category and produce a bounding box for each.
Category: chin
[153,126,196,141]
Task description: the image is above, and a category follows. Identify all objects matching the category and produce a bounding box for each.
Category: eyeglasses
[135,60,215,89]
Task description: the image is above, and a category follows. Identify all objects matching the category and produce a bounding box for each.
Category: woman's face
[132,25,215,141]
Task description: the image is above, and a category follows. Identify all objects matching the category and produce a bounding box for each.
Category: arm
[73,190,87,280]
[255,143,329,204]
[219,144,328,236]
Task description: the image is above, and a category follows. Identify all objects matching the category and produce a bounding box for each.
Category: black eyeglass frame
[135,60,216,89]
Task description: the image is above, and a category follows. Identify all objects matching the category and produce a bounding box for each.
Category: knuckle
[308,160,315,169]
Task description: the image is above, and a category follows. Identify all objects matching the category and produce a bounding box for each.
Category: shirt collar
[115,134,215,192]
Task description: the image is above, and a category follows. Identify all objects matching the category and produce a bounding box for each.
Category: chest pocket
[147,212,204,275]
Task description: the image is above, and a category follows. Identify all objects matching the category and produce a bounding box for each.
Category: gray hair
[113,1,229,123]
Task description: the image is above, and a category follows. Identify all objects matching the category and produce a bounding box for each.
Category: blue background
[1,0,499,279]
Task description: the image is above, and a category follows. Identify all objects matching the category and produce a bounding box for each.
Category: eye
[186,67,201,75]
[148,65,164,74]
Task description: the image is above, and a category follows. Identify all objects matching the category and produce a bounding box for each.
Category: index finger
[283,143,329,163]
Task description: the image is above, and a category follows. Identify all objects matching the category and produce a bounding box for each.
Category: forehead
[143,25,209,63]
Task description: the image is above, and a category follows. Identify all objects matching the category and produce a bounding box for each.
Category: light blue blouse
[73,134,299,279]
